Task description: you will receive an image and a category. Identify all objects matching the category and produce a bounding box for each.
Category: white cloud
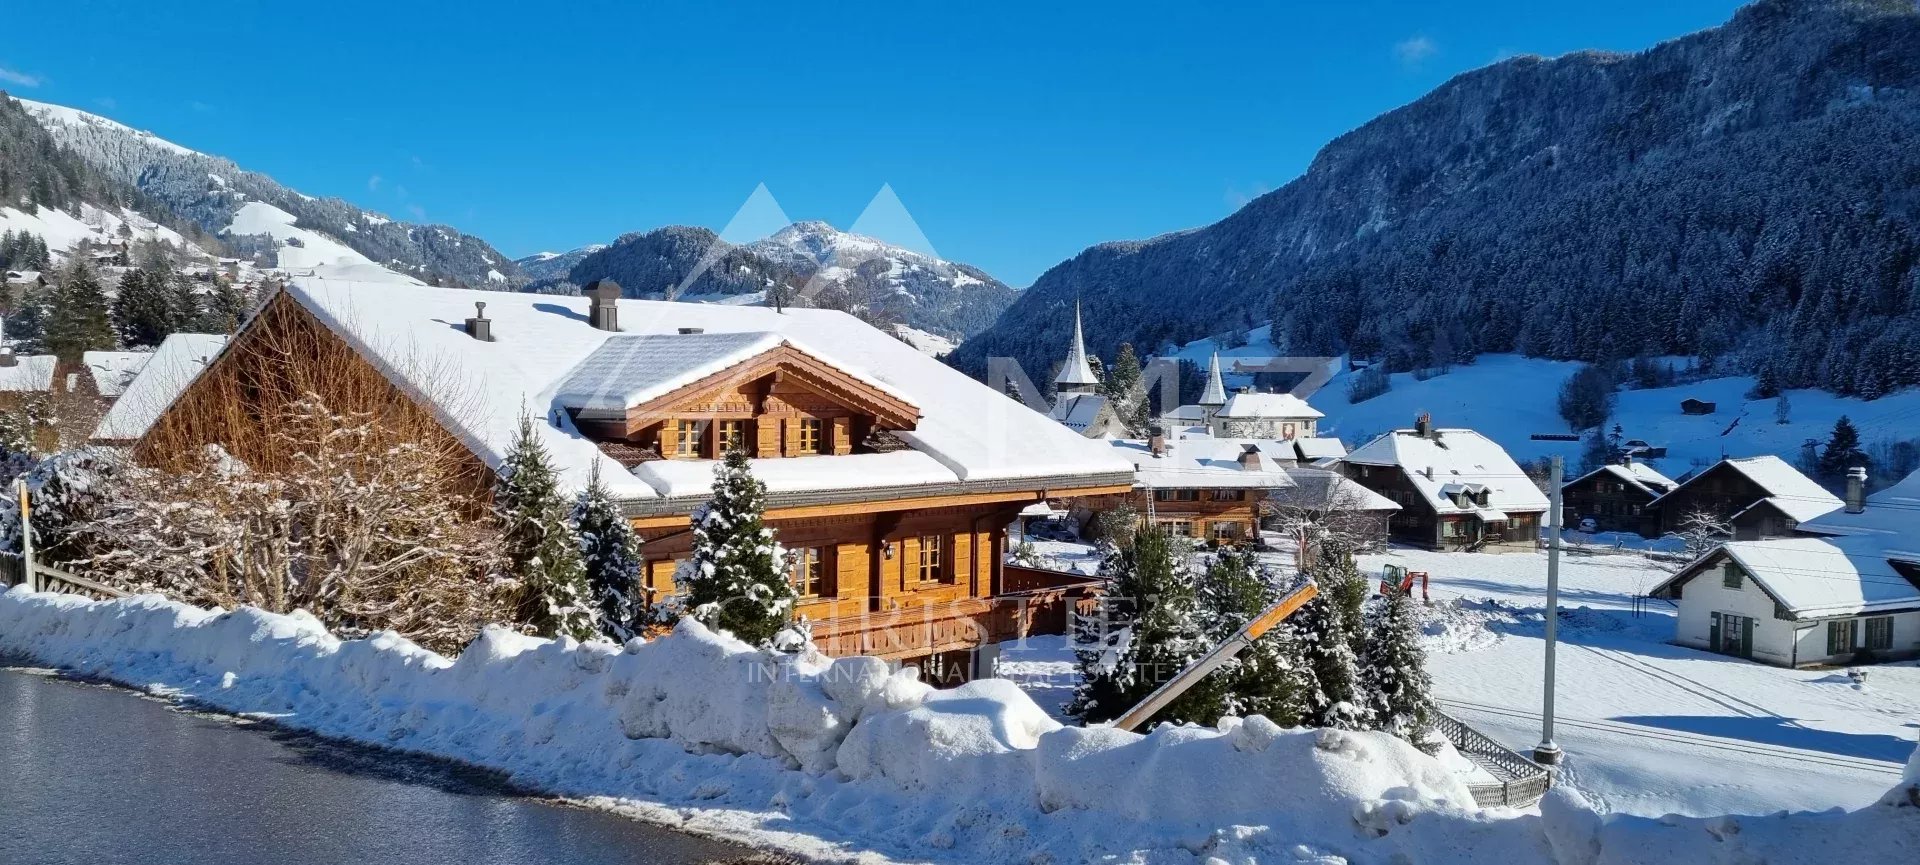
[1225,181,1271,210]
[94,97,117,110]
[1394,35,1438,69]
[0,66,43,88]
[367,174,383,192]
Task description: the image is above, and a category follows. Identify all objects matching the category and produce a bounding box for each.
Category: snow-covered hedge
[2,587,1914,865]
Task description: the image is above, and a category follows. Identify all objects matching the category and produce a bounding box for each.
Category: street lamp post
[1534,454,1565,766]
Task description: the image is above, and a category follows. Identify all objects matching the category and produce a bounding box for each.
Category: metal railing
[1430,709,1554,808]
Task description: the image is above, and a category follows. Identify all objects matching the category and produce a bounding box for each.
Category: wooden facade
[140,289,1126,682]
[1653,462,1783,537]
[1132,487,1262,544]
[1561,470,1661,536]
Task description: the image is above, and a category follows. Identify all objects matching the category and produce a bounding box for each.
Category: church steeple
[1055,300,1100,394]
[1198,351,1228,407]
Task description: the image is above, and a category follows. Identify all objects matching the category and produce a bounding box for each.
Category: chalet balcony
[806,565,1103,661]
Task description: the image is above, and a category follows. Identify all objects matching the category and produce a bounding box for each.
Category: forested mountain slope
[950,0,1920,398]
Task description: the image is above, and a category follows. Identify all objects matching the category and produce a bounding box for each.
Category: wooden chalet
[1339,415,1549,552]
[1647,455,1840,540]
[1107,432,1396,546]
[1560,458,1676,535]
[135,278,1135,684]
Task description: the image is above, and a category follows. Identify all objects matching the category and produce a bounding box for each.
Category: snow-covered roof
[91,334,227,442]
[0,354,57,392]
[1049,392,1109,432]
[81,350,152,398]
[1650,455,1841,524]
[1292,437,1348,460]
[1567,461,1676,498]
[550,331,907,416]
[1160,404,1208,422]
[1217,392,1324,420]
[1654,536,1920,619]
[1799,469,1920,563]
[1343,427,1550,515]
[1109,437,1299,490]
[280,279,1135,503]
[1264,466,1400,513]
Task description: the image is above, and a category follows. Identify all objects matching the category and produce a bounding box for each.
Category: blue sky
[4,1,1745,285]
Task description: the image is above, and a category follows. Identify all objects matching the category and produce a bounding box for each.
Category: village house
[1339,415,1549,551]
[135,279,1135,683]
[1106,431,1396,546]
[1646,455,1840,539]
[91,333,228,444]
[1650,468,1920,667]
[1560,457,1677,535]
[1210,390,1323,440]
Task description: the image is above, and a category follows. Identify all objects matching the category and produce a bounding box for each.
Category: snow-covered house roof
[1161,404,1208,423]
[1049,392,1110,433]
[1217,392,1324,420]
[551,331,908,417]
[1649,455,1842,524]
[1344,427,1551,516]
[1799,469,1920,564]
[1264,466,1400,514]
[1566,461,1676,498]
[0,354,57,392]
[1651,536,1920,619]
[91,334,228,442]
[1110,437,1299,490]
[273,279,1135,505]
[81,350,152,398]
[1292,437,1347,461]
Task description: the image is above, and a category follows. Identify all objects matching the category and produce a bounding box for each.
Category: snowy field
[1007,537,1919,820]
[1350,545,1920,818]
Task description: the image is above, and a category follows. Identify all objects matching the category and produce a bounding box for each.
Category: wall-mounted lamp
[882,541,895,560]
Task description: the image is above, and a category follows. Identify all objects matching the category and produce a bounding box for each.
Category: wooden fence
[0,554,128,601]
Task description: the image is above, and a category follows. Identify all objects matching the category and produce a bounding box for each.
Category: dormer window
[718,419,750,454]
[795,418,823,455]
[673,419,706,457]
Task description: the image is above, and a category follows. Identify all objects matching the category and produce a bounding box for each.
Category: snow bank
[4,588,1915,864]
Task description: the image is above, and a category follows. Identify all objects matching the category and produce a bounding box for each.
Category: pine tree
[110,268,174,347]
[573,461,643,642]
[1100,342,1151,436]
[1069,525,1209,725]
[1362,587,1436,743]
[1194,546,1307,725]
[1774,393,1792,425]
[497,415,597,640]
[42,261,115,361]
[1818,415,1869,481]
[679,445,795,647]
[1288,547,1369,729]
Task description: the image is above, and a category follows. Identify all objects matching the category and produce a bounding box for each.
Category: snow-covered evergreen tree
[678,446,794,647]
[42,261,115,361]
[1287,546,1370,729]
[497,415,597,640]
[573,461,643,642]
[1362,586,1436,743]
[1194,545,1307,725]
[1069,525,1209,725]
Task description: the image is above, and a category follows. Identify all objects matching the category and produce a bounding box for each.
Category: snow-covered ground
[1351,545,1920,817]
[1163,328,1920,474]
[0,202,200,260]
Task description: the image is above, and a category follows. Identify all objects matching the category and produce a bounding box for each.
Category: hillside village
[2,3,1919,863]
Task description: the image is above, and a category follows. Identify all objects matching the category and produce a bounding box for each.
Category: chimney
[1414,412,1432,438]
[585,279,622,332]
[1237,444,1262,472]
[677,327,704,335]
[464,301,493,342]
[1846,467,1868,514]
[1148,424,1166,458]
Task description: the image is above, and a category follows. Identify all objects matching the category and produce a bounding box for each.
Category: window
[1865,616,1893,651]
[672,419,705,457]
[796,418,823,454]
[916,535,944,584]
[717,419,749,455]
[789,547,827,597]
[1153,489,1174,502]
[1210,522,1242,541]
[1827,619,1857,656]
[1722,563,1742,590]
[1212,489,1246,502]
[1442,520,1464,538]
[1157,519,1193,538]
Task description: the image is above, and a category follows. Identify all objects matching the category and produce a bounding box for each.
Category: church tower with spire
[1054,300,1101,396]
[1198,351,1228,426]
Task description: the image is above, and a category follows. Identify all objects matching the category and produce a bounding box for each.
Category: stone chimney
[1237,444,1262,472]
[1414,412,1432,438]
[585,279,622,332]
[1846,466,1868,514]
[464,301,493,342]
[1148,425,1166,458]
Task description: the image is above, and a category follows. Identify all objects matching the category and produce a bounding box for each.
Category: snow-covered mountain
[526,220,1017,342]
[13,97,522,288]
[513,245,605,281]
